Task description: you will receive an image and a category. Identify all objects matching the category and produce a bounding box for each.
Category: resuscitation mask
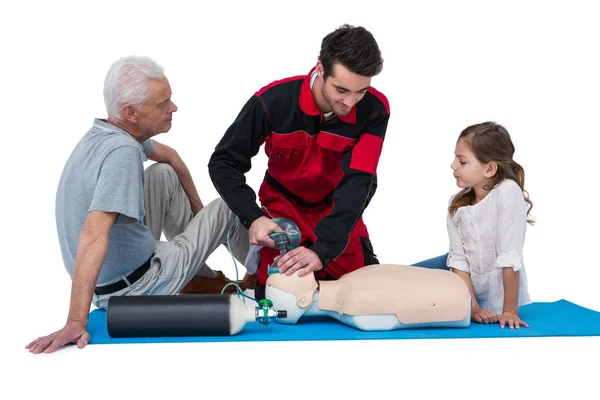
[243,217,302,275]
[267,218,301,275]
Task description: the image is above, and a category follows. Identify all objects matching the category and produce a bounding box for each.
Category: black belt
[265,172,333,208]
[94,255,153,296]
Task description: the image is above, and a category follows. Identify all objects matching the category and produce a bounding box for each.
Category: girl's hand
[471,307,499,324]
[498,312,529,329]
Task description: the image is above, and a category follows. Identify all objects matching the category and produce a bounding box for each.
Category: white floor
[10,277,600,400]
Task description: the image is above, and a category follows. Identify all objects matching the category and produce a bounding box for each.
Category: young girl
[446,121,534,329]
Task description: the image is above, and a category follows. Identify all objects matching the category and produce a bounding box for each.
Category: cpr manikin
[266,264,472,330]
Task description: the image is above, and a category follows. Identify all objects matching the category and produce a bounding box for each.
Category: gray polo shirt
[56,119,156,285]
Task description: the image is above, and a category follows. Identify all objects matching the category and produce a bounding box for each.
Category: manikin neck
[301,291,322,317]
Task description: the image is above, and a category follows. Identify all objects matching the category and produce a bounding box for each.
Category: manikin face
[133,77,178,137]
[316,62,371,116]
[450,139,493,192]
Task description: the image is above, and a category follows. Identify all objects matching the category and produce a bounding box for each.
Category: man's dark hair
[319,24,383,80]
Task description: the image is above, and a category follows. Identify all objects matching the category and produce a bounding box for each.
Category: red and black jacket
[209,69,390,267]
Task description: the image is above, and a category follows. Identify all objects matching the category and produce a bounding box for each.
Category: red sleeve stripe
[350,133,384,175]
[255,75,305,96]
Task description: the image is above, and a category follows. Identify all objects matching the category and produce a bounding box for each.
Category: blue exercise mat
[87,299,600,344]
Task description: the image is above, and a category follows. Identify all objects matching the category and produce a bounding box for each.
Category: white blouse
[446,179,532,314]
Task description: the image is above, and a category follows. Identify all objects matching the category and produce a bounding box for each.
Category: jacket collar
[299,68,357,124]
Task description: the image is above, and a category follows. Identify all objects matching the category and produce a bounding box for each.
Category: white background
[3,0,599,398]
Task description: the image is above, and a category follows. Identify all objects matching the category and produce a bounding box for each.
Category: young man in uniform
[209,24,390,298]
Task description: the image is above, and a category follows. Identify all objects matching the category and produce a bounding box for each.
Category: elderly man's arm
[26,211,117,354]
[147,141,204,215]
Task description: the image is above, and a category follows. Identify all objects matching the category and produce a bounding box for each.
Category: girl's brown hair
[449,122,534,224]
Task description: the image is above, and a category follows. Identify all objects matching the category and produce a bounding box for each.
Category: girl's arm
[500,268,529,328]
[452,268,498,324]
[445,199,469,272]
[502,268,520,315]
[496,181,530,328]
[446,206,497,324]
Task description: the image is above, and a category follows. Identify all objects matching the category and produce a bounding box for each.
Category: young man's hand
[275,247,323,277]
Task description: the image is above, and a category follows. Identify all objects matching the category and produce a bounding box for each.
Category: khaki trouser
[93,163,249,309]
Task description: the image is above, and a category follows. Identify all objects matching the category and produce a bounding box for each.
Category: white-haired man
[26,56,249,354]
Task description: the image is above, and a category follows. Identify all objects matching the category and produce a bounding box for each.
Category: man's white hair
[103,55,165,120]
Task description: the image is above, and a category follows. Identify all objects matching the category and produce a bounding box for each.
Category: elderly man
[26,56,249,354]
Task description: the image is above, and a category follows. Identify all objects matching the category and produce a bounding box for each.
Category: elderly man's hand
[26,320,90,354]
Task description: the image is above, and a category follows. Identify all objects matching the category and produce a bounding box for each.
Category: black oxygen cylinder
[106,294,255,337]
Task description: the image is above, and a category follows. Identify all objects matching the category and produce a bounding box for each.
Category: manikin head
[265,271,319,324]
